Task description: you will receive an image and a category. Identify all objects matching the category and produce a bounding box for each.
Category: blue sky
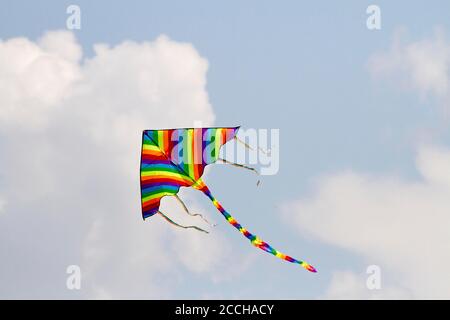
[1,1,450,299]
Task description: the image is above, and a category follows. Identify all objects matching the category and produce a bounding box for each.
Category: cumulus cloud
[0,197,5,213]
[323,271,411,300]
[0,30,246,298]
[283,145,450,299]
[0,31,82,129]
[368,28,450,109]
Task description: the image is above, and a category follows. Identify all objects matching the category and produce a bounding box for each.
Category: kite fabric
[139,126,316,273]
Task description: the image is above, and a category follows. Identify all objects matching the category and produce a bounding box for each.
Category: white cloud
[368,28,450,108]
[0,30,246,298]
[0,197,5,213]
[323,271,411,300]
[0,31,82,129]
[283,145,450,299]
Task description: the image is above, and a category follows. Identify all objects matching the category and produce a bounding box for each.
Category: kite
[139,126,316,273]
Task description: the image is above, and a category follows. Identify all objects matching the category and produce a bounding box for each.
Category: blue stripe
[141,184,179,197]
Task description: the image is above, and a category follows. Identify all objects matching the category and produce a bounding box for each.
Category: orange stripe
[142,149,164,156]
[163,130,169,154]
[222,128,227,144]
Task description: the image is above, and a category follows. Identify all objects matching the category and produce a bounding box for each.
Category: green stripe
[187,129,194,178]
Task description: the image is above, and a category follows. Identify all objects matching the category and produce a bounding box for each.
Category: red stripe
[143,198,161,211]
[141,154,166,161]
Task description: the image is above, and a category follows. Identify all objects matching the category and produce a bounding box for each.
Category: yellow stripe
[187,129,194,179]
[157,130,164,152]
[214,128,223,161]
[252,237,263,246]
[142,144,161,152]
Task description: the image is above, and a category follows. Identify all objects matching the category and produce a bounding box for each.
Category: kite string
[174,194,216,226]
[196,183,317,272]
[157,210,209,234]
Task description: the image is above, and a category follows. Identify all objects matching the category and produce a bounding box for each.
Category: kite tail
[158,211,209,234]
[193,181,316,273]
[174,194,216,226]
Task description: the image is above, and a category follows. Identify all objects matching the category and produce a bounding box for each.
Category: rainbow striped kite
[139,126,316,272]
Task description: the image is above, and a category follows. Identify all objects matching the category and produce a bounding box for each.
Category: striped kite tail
[193,181,317,273]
